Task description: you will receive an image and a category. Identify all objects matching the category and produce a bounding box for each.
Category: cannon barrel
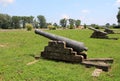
[35,29,88,52]
[101,26,111,30]
[88,27,108,35]
[103,27,109,30]
[102,27,115,34]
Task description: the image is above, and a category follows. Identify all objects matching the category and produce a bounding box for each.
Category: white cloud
[81,9,90,14]
[0,0,14,6]
[115,0,120,6]
[61,14,69,19]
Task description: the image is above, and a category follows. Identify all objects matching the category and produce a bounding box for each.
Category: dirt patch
[92,69,102,77]
[0,43,8,48]
[0,75,4,81]
[0,45,5,47]
[0,29,22,32]
[26,60,39,65]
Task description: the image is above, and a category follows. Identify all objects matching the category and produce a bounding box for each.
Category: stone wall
[41,41,83,63]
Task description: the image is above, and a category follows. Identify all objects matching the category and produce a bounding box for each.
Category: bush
[47,25,56,30]
[94,25,100,29]
[84,24,87,29]
[25,23,33,31]
[69,26,74,29]
[113,25,120,28]
[91,24,100,29]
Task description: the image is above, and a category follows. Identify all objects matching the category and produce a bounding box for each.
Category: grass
[0,29,120,81]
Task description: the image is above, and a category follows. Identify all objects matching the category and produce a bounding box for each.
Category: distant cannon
[102,27,115,34]
[88,27,108,39]
[88,27,108,34]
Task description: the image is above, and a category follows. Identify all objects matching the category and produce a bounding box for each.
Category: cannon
[88,27,108,35]
[35,29,88,62]
[102,27,115,34]
[35,29,88,53]
[88,27,108,39]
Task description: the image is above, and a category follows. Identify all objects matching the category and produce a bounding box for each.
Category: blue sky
[0,0,120,25]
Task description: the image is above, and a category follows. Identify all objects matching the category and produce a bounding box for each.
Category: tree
[53,23,58,27]
[37,15,47,28]
[75,20,81,28]
[91,24,96,27]
[117,7,120,26]
[84,24,87,29]
[91,24,99,29]
[69,18,75,29]
[27,16,34,24]
[112,23,116,27]
[33,19,39,28]
[21,16,27,28]
[60,18,67,28]
[21,16,34,28]
[12,16,21,29]
[106,23,110,28]
[0,13,11,29]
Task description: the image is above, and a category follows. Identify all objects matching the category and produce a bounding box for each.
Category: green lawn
[0,29,120,81]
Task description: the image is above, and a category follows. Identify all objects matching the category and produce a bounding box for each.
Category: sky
[0,0,120,25]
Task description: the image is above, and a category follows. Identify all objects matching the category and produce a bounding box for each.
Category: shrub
[84,24,87,29]
[113,25,120,28]
[91,24,100,29]
[47,25,56,30]
[94,25,100,29]
[25,23,33,31]
[69,25,74,29]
